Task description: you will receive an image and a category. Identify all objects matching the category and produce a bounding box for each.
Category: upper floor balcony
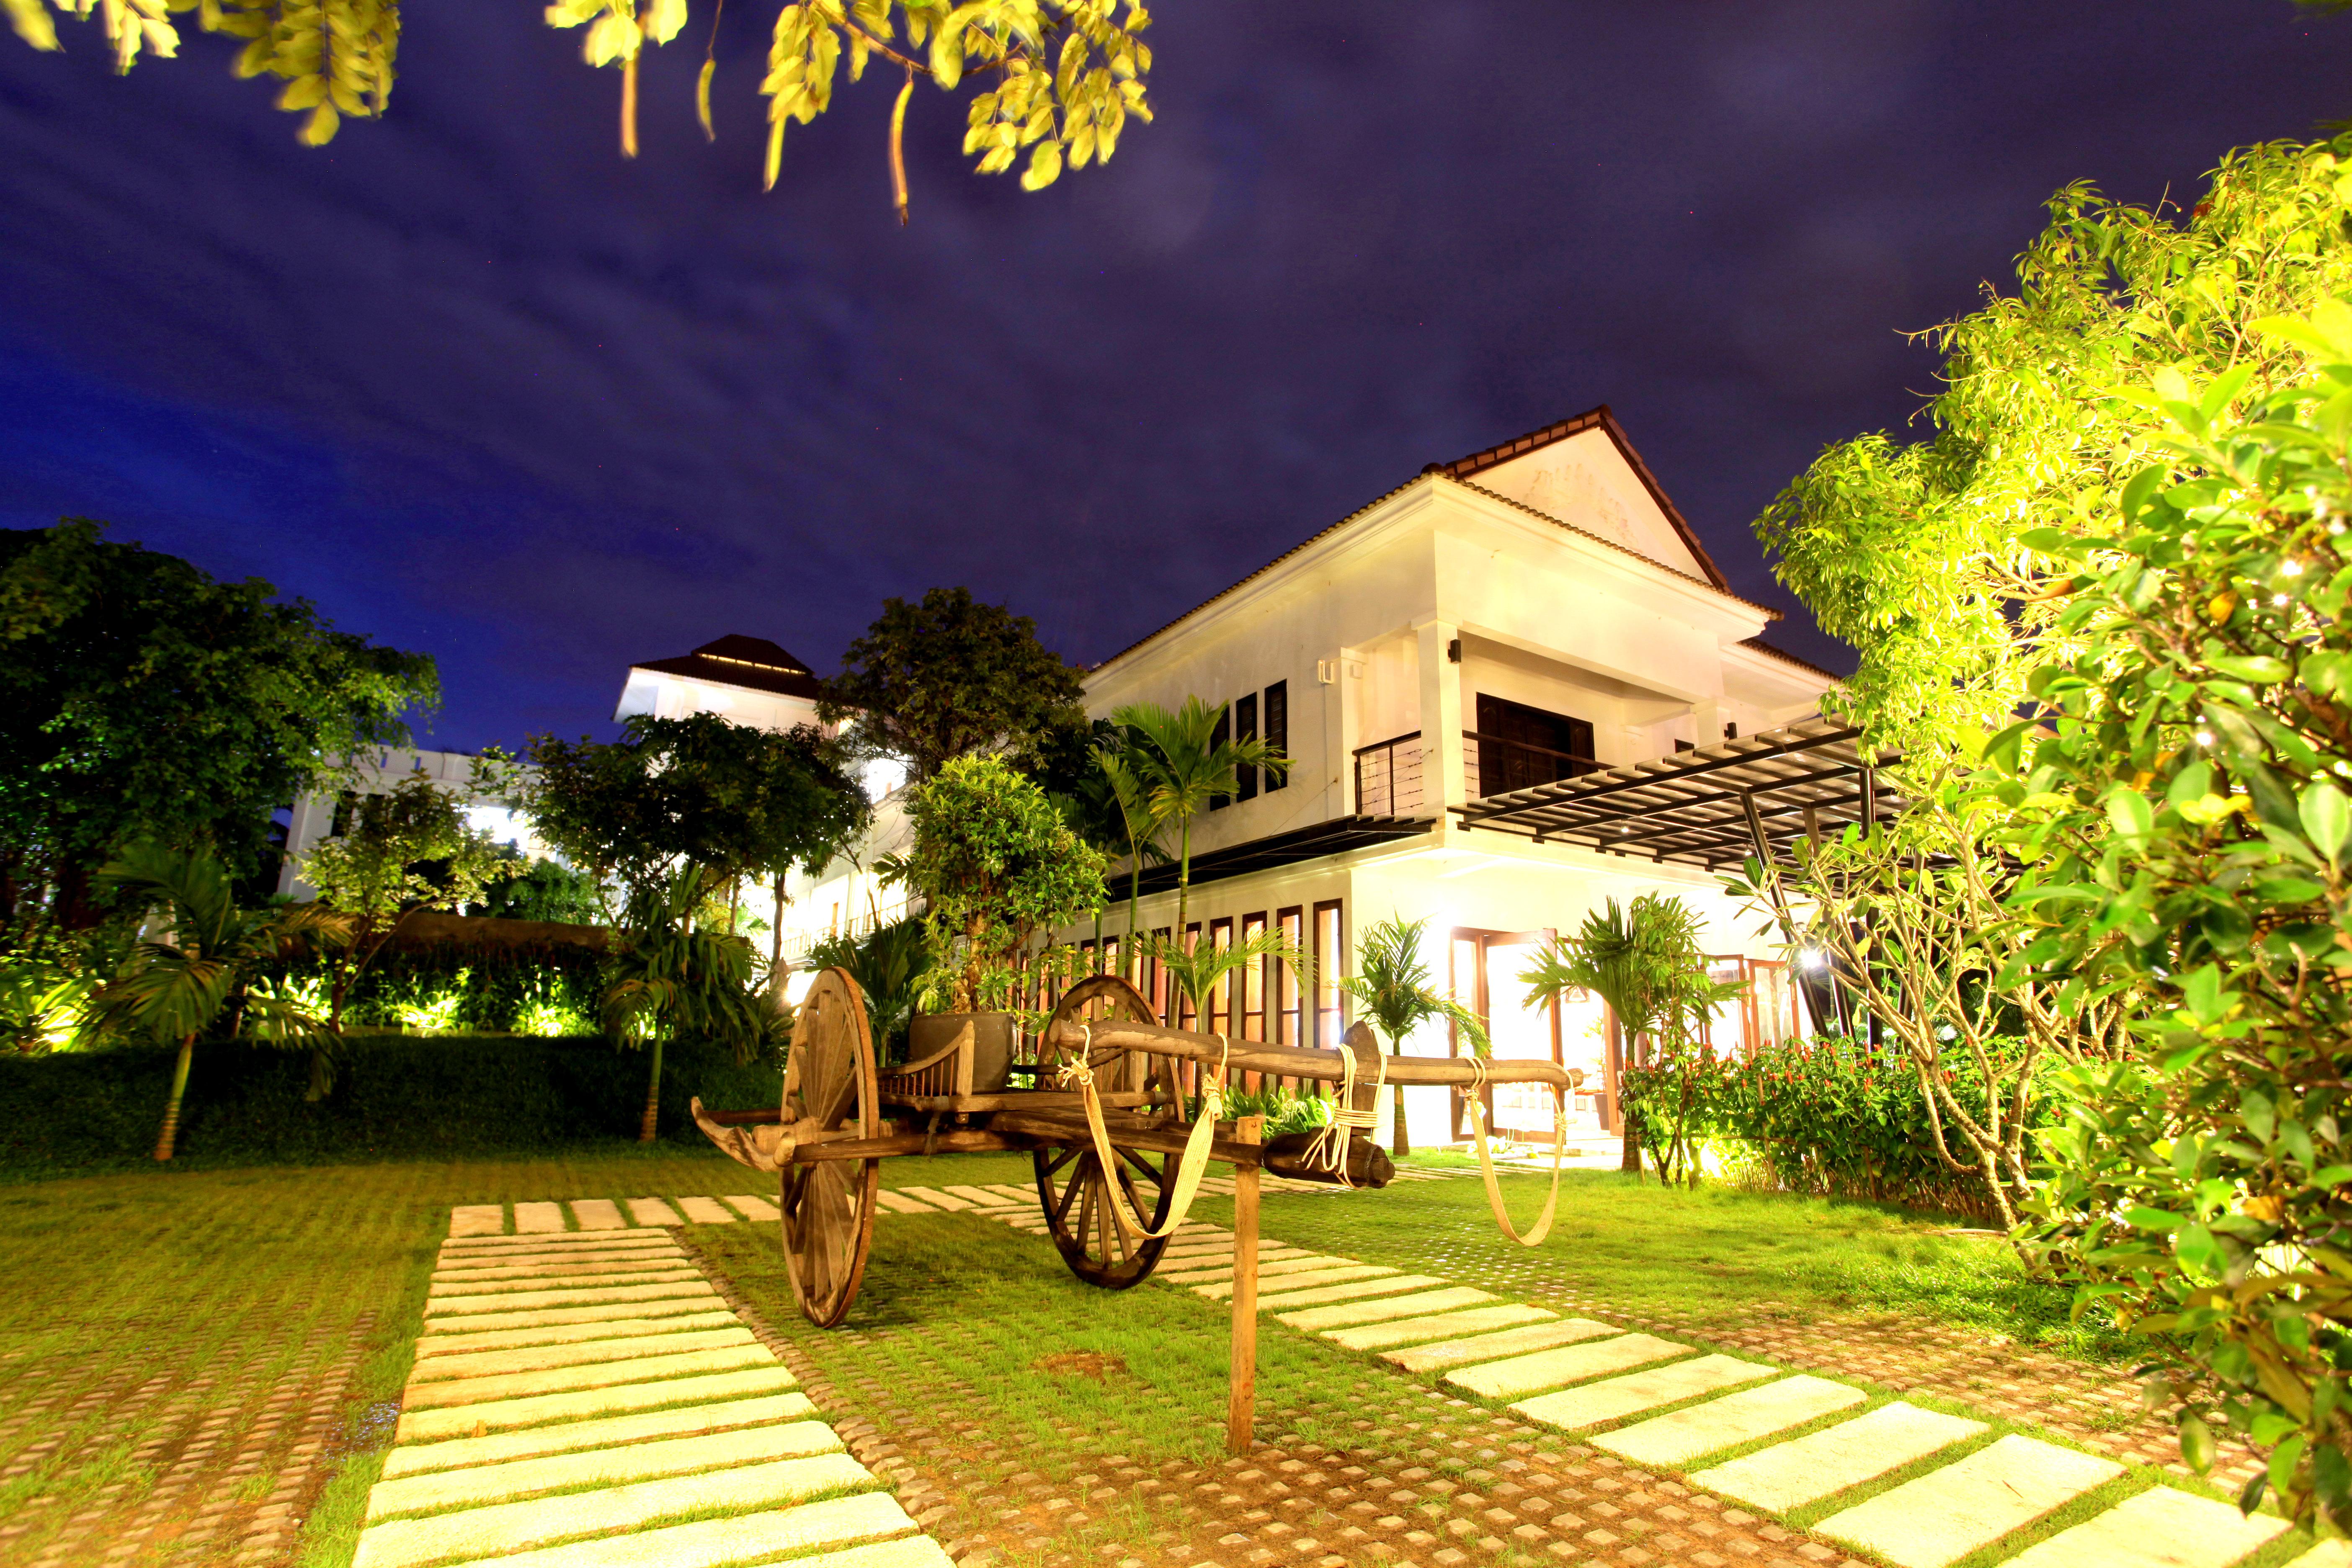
[1352,727,1604,815]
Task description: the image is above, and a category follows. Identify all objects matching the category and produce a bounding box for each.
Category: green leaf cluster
[891,752,1106,1013]
[818,586,1087,783]
[0,519,436,948]
[1972,302,2352,1528]
[9,0,399,144]
[519,712,870,910]
[1759,137,2352,756]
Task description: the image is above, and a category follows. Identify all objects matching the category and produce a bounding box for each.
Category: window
[1241,912,1267,1039]
[1277,906,1303,1044]
[1101,934,1119,982]
[1474,694,1596,796]
[1209,704,1232,810]
[1177,923,1201,1029]
[1208,918,1235,1035]
[1264,681,1288,791]
[1148,927,1172,1023]
[1234,693,1259,802]
[1313,900,1343,1047]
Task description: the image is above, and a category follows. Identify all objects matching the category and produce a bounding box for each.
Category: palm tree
[85,842,349,1161]
[1519,893,1745,1185]
[1337,915,1489,1158]
[1111,697,1281,934]
[1092,736,1171,954]
[603,863,781,1142]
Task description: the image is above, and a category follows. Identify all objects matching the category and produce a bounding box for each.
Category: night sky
[4,2,2349,753]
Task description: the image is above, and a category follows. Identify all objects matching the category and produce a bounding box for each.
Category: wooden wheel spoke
[1040,1145,1082,1181]
[1052,1157,1087,1224]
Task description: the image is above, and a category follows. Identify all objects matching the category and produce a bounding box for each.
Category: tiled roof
[1734,635,1841,681]
[631,635,824,701]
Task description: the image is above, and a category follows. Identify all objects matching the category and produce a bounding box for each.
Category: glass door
[1449,928,1592,1142]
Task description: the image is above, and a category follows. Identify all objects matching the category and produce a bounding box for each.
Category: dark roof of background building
[631,635,824,701]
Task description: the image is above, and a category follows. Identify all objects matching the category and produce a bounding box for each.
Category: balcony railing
[1354,732,1423,815]
[1464,730,1601,799]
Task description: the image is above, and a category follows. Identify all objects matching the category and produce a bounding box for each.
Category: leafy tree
[475,854,611,926]
[299,766,510,1074]
[603,864,784,1142]
[83,842,346,1160]
[0,519,436,947]
[520,712,869,914]
[819,588,1086,781]
[4,0,1155,210]
[1978,311,2352,1531]
[1520,895,1742,1186]
[890,753,1105,1012]
[1757,137,2352,755]
[1109,696,1281,934]
[1337,914,1487,1159]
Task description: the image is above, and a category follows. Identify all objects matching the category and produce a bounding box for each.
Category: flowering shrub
[1623,1039,2059,1220]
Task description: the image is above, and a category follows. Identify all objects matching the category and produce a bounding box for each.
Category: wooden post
[1227,1114,1264,1456]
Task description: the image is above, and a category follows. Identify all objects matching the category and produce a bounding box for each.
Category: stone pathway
[357,1204,949,1568]
[877,1185,2340,1568]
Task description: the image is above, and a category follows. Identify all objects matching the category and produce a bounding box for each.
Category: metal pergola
[1450,714,1903,869]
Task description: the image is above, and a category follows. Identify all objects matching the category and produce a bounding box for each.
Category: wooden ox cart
[695,967,1579,1451]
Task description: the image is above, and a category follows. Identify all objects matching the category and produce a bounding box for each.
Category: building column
[1416,620,1466,815]
[1690,697,1723,749]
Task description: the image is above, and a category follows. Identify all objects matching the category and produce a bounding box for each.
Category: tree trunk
[155,1032,195,1161]
[638,1033,666,1144]
[1390,1073,1410,1158]
[770,874,787,995]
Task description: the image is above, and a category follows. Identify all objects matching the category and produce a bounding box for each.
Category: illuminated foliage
[5,0,1155,206]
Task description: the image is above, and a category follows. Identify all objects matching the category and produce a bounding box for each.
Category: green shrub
[1623,1039,2059,1220]
[0,1032,781,1178]
[270,941,604,1034]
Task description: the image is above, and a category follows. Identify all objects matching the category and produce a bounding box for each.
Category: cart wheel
[1047,973,1181,1117]
[1034,1139,1179,1288]
[777,966,879,1328]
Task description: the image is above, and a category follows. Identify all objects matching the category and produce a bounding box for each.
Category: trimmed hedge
[1623,1038,2059,1219]
[278,940,606,1033]
[0,1032,783,1178]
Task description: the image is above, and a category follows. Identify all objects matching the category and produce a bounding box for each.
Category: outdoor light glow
[784,968,818,1006]
[2280,559,2304,576]
[1799,947,1828,972]
[2197,730,2215,746]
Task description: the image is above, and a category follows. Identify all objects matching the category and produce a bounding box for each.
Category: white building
[641,407,1877,1149]
[277,747,547,899]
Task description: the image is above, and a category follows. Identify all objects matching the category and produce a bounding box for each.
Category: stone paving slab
[436,1243,681,1271]
[798,1537,957,1568]
[1255,1274,1449,1311]
[625,1197,686,1227]
[1510,1354,1778,1431]
[403,1345,776,1410]
[1689,1401,1986,1512]
[396,1366,799,1442]
[423,1282,722,1318]
[366,1420,847,1520]
[982,1184,1035,1203]
[381,1394,819,1478]
[427,1492,923,1568]
[1276,1286,1497,1331]
[428,1261,697,1291]
[669,1196,732,1224]
[1197,1264,1405,1301]
[1161,1252,1354,1284]
[2000,1483,2289,1568]
[415,1312,746,1359]
[418,1295,726,1335]
[571,1198,628,1230]
[409,1327,758,1384]
[874,1190,938,1214]
[2285,1544,2352,1568]
[1379,1318,1620,1373]
[1815,1433,2124,1568]
[351,1451,874,1568]
[1592,1374,1865,1467]
[444,1231,656,1253]
[722,1194,781,1222]
[513,1202,569,1234]
[450,1205,506,1236]
[1325,1302,1558,1351]
[1444,1332,1684,1399]
[941,1185,1009,1207]
[893,1186,975,1210]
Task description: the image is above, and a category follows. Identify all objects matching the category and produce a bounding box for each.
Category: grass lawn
[0,1148,2150,1568]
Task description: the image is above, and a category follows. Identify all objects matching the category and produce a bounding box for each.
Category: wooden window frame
[1312,899,1343,1049]
[1263,681,1288,792]
[1276,905,1303,1047]
[1234,693,1260,802]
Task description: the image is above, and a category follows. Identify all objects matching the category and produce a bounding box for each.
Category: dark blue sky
[4,1,2348,751]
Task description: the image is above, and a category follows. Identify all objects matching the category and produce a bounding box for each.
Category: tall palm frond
[1150,926,1308,1029]
[1111,697,1283,932]
[1338,914,1489,1055]
[603,863,782,1142]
